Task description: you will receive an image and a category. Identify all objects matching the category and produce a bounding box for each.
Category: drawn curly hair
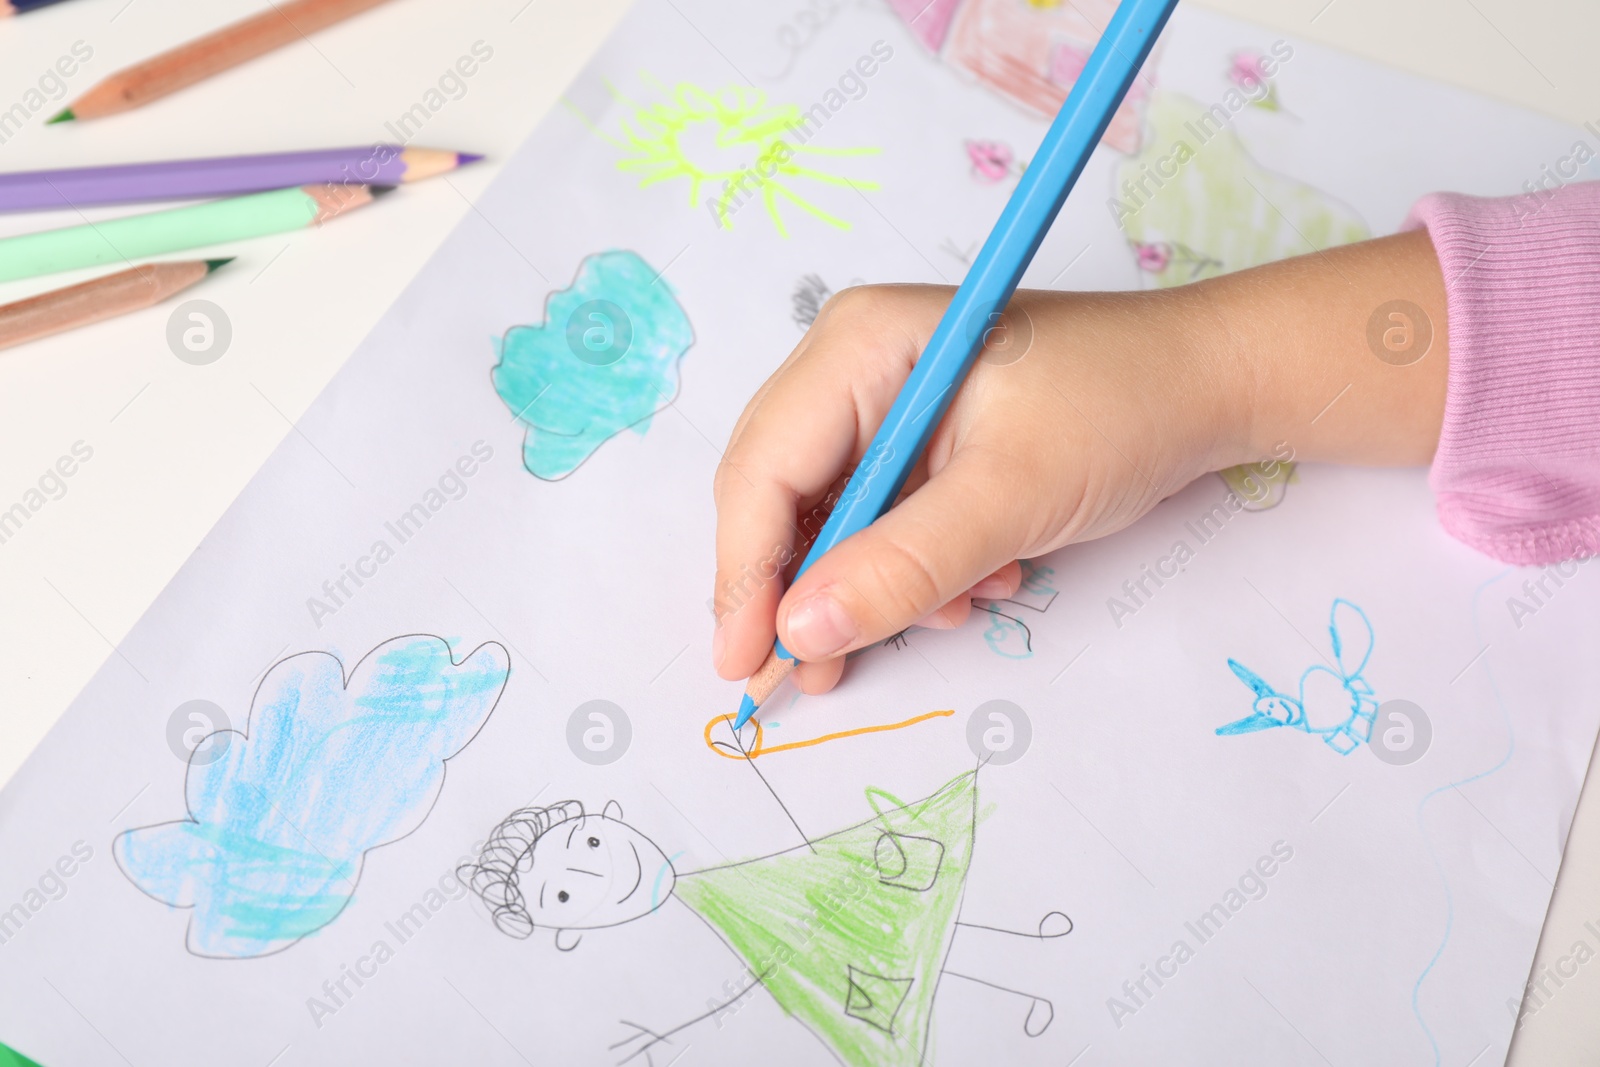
[458,800,585,938]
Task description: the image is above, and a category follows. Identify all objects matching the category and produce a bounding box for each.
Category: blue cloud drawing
[115,634,510,959]
[492,249,695,480]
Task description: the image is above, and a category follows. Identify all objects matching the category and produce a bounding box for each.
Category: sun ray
[633,167,696,187]
[771,183,851,232]
[780,165,880,191]
[606,75,879,237]
[790,145,883,157]
[639,70,672,98]
[762,184,790,239]
[605,75,642,109]
[561,98,629,151]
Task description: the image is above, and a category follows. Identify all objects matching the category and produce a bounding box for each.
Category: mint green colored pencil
[0,184,392,283]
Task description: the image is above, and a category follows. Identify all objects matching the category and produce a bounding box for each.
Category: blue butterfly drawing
[1216,599,1379,755]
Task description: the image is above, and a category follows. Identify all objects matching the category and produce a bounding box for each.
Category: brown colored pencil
[0,259,231,351]
[50,0,396,123]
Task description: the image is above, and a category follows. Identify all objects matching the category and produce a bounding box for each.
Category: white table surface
[0,0,1595,1062]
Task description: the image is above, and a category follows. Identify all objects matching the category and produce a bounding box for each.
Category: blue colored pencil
[733,0,1181,729]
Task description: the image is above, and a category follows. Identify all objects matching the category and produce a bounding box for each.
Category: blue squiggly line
[652,850,686,910]
[1411,569,1516,1063]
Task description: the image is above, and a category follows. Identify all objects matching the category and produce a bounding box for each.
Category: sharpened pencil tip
[731,693,758,732]
[46,108,75,124]
[204,258,236,273]
[456,152,485,166]
[368,184,398,199]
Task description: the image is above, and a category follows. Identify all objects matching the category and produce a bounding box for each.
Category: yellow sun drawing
[589,79,880,237]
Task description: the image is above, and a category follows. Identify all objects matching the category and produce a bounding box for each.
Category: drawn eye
[587,836,600,848]
[557,890,569,903]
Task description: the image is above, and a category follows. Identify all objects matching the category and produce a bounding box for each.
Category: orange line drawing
[703,708,955,761]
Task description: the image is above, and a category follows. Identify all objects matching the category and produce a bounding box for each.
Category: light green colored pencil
[0,184,392,284]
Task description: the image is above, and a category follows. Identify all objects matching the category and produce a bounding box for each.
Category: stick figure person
[460,758,1071,1066]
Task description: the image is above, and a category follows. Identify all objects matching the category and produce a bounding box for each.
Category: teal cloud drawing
[493,250,695,480]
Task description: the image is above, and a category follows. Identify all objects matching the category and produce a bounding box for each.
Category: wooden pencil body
[0,262,206,351]
[73,0,394,118]
[0,185,371,284]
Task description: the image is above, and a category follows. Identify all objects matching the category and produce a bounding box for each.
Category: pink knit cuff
[1404,183,1600,565]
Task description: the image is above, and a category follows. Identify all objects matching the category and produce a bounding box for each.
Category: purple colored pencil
[2,0,82,15]
[0,145,482,213]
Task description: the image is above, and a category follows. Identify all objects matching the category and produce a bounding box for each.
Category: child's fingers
[775,451,1026,659]
[711,374,861,680]
[969,560,1022,600]
[722,289,926,490]
[913,596,974,630]
[783,566,1014,701]
[711,293,929,679]
[796,656,845,695]
[711,477,801,679]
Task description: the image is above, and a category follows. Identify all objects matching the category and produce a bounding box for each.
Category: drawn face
[1252,695,1301,727]
[528,812,676,930]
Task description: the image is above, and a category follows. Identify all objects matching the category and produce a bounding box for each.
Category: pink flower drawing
[1228,49,1281,111]
[1133,241,1173,273]
[966,140,1014,183]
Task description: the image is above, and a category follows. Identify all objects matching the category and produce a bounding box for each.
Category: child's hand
[711,231,1448,695]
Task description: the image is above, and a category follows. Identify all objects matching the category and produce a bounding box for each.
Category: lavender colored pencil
[0,145,482,213]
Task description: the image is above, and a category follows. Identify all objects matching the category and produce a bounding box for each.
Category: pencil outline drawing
[885,559,1059,660]
[793,273,835,330]
[978,558,1061,659]
[460,744,1072,1066]
[115,634,510,959]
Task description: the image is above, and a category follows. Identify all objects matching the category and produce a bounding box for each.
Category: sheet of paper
[3,2,1598,1064]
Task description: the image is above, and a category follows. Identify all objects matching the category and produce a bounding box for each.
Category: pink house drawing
[885,0,1155,154]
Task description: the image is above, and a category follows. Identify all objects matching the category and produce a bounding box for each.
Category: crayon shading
[116,635,510,958]
[492,250,694,480]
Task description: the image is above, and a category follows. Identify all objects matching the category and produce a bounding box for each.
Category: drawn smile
[615,842,643,905]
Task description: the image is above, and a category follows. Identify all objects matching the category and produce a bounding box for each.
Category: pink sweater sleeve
[1403,183,1600,565]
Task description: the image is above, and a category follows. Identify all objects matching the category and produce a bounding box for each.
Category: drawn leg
[942,912,1073,1037]
[611,973,766,1065]
[940,970,1056,1037]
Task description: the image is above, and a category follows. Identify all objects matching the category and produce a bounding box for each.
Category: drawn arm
[1228,658,1276,698]
[1328,598,1375,680]
[954,912,1073,940]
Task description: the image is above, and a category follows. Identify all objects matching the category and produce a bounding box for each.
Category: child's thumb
[775,454,1025,660]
